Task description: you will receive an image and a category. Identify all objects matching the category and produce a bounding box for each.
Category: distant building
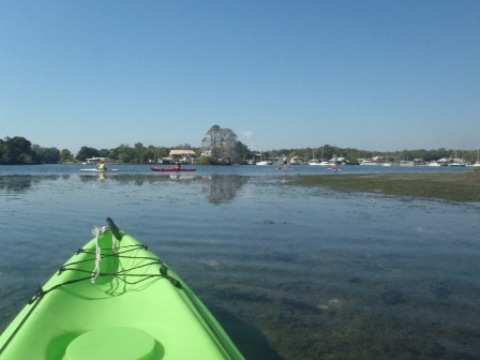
[85,157,106,164]
[289,156,302,165]
[161,150,196,164]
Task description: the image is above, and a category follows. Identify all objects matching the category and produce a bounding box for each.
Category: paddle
[106,217,123,240]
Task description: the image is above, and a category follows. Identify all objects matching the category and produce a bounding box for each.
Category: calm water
[1,165,479,359]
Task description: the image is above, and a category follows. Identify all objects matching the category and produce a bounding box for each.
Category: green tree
[134,142,151,163]
[0,138,4,162]
[75,146,100,162]
[153,147,169,163]
[233,141,251,163]
[0,136,39,164]
[116,144,136,163]
[32,145,60,164]
[201,125,240,164]
[60,149,73,163]
[98,149,111,158]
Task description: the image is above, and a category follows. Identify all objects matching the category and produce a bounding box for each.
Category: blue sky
[1,1,479,153]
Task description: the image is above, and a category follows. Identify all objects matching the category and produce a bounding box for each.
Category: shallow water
[1,165,479,359]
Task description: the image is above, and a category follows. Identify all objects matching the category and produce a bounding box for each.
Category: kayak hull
[0,219,243,359]
[151,167,196,172]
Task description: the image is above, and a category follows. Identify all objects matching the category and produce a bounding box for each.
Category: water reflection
[1,170,480,359]
[78,173,197,185]
[200,175,248,204]
[78,173,248,203]
[0,174,70,193]
[3,174,247,203]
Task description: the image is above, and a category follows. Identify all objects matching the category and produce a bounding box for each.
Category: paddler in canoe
[97,160,107,171]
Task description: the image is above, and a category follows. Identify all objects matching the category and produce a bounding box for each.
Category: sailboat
[449,150,467,166]
[309,149,330,165]
[381,152,393,166]
[308,149,320,165]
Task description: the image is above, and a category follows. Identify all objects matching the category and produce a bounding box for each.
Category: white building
[162,150,196,164]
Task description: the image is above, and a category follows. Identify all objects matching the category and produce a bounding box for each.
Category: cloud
[241,131,254,140]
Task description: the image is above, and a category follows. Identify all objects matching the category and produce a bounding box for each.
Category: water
[1,165,479,359]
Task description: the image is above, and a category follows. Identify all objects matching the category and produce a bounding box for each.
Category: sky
[1,1,479,153]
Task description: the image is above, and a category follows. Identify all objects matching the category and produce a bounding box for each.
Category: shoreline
[289,171,480,202]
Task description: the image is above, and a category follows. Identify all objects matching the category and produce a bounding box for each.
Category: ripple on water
[1,173,480,359]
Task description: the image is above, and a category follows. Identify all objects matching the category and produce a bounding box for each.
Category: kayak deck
[0,219,243,360]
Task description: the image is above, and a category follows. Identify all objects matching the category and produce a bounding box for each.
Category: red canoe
[151,167,197,172]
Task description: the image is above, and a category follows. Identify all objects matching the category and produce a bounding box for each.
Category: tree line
[0,137,59,165]
[1,127,478,165]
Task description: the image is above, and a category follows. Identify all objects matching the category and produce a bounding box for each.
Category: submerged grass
[289,170,480,202]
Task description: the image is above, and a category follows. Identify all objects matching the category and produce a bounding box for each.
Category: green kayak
[0,218,244,360]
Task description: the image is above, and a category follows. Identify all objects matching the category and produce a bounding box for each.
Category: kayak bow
[0,218,244,360]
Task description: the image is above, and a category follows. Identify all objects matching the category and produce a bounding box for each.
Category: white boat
[449,158,466,167]
[381,153,393,167]
[308,150,319,165]
[289,156,302,165]
[449,162,466,167]
[310,160,333,166]
[359,160,378,166]
[309,149,331,166]
[426,161,442,167]
[256,161,272,165]
[449,152,467,166]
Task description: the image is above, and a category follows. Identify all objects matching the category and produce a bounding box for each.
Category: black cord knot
[160,264,168,277]
[29,287,45,304]
[169,278,182,289]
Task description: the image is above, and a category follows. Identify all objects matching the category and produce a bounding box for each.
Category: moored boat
[449,160,466,167]
[359,160,378,166]
[0,218,243,359]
